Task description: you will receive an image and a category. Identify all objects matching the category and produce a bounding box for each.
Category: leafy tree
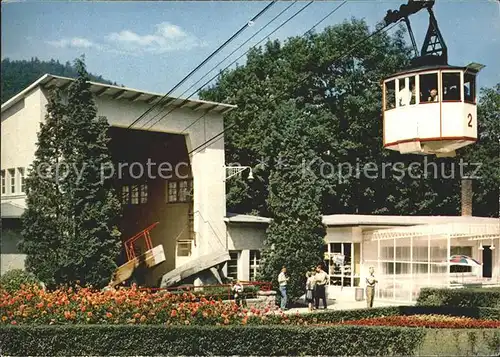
[1,57,116,104]
[201,19,499,218]
[460,84,500,216]
[20,57,121,288]
[200,20,413,216]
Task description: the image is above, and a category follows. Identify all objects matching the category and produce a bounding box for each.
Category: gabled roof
[1,74,237,114]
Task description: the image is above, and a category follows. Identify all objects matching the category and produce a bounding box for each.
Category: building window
[227,251,239,280]
[188,209,195,241]
[384,80,395,110]
[166,180,193,203]
[177,240,192,257]
[121,184,147,205]
[140,184,148,204]
[420,72,439,103]
[18,168,26,193]
[122,186,130,203]
[397,76,416,107]
[464,73,476,103]
[442,72,461,101]
[325,242,361,287]
[8,169,15,194]
[1,170,5,195]
[249,250,261,281]
[131,185,139,204]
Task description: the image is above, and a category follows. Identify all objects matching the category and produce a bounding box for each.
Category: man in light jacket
[278,266,289,310]
[314,264,328,309]
[366,266,378,308]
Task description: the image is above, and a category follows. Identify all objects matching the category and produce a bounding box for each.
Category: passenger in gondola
[428,88,439,102]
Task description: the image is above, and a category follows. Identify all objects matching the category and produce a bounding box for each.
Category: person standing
[314,265,328,309]
[232,280,244,307]
[366,266,378,308]
[278,266,289,310]
[305,272,315,311]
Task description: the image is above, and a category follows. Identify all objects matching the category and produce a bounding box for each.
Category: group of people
[305,265,329,311]
[277,265,379,311]
[398,85,439,107]
[277,264,328,311]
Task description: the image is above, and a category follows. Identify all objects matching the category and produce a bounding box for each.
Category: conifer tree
[257,101,328,301]
[21,57,121,288]
[20,89,69,286]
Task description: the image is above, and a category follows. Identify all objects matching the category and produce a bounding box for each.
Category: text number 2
[467,113,473,128]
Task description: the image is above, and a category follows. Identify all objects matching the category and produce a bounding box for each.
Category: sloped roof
[224,213,271,224]
[1,202,25,218]
[1,74,237,114]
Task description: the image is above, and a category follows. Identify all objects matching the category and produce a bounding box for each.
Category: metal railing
[138,280,272,301]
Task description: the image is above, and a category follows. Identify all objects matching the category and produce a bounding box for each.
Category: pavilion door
[482,246,492,278]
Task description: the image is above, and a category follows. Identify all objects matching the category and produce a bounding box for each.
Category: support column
[447,233,451,288]
[410,236,413,303]
[239,250,250,281]
[427,234,431,286]
[377,237,381,300]
[393,236,396,301]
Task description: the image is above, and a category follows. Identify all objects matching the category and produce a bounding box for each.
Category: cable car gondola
[381,0,485,157]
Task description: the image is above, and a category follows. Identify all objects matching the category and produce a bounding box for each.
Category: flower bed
[339,314,500,329]
[0,284,279,326]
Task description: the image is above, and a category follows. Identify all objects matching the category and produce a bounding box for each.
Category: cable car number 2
[467,113,473,128]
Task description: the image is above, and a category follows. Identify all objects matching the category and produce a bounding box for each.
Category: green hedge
[0,324,425,356]
[2,325,498,356]
[417,287,500,308]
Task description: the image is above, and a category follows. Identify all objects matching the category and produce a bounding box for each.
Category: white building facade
[1,74,235,282]
[224,214,500,302]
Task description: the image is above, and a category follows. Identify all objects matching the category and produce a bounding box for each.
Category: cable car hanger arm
[384,0,448,66]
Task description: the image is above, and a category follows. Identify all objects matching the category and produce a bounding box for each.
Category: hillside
[1,58,117,104]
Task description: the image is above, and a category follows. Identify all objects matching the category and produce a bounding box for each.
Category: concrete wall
[1,88,45,207]
[0,219,25,274]
[225,223,267,281]
[226,224,267,251]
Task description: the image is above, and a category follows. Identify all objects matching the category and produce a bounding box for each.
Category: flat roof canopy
[364,222,500,241]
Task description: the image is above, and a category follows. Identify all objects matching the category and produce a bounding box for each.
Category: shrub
[0,324,425,356]
[417,287,500,308]
[0,269,40,293]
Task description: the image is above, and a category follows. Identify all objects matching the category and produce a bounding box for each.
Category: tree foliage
[257,101,329,299]
[460,84,500,216]
[200,19,499,218]
[200,19,500,296]
[20,57,122,288]
[1,57,117,104]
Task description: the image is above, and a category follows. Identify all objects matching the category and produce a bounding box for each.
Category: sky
[2,0,499,99]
